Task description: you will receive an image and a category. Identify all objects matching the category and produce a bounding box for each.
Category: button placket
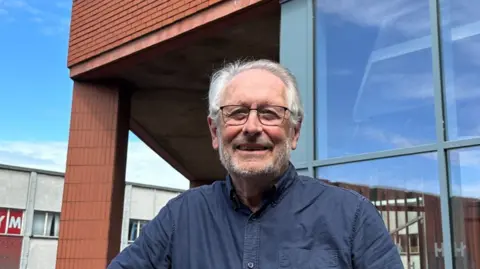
[242,217,260,269]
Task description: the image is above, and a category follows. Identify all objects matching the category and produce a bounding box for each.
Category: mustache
[231,137,274,149]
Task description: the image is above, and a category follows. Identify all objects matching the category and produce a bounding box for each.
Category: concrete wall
[0,169,30,210]
[120,183,181,250]
[34,174,64,212]
[27,239,58,269]
[129,185,179,220]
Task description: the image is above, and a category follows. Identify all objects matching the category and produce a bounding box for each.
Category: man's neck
[230,164,289,212]
[231,174,275,212]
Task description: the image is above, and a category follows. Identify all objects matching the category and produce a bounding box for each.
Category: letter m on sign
[7,210,23,235]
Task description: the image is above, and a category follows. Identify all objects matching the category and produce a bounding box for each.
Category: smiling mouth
[235,145,271,151]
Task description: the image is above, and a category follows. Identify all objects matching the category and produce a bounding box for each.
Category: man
[107,59,403,268]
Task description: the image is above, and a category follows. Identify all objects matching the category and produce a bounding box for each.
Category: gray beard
[218,134,291,179]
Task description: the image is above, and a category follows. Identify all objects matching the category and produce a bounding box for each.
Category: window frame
[32,211,61,238]
[127,219,149,243]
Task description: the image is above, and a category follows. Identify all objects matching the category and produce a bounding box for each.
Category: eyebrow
[229,101,280,107]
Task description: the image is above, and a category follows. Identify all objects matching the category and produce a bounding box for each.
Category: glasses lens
[222,105,286,126]
[258,106,285,126]
[223,106,249,125]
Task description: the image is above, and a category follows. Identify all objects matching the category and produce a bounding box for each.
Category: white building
[0,163,183,269]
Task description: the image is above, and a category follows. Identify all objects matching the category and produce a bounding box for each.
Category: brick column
[56,81,131,269]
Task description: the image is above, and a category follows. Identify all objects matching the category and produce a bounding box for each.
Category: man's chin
[231,160,275,176]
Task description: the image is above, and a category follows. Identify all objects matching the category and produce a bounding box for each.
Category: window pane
[448,146,480,268]
[139,221,148,236]
[46,213,54,236]
[316,153,445,268]
[128,220,137,241]
[440,1,480,140]
[54,213,60,237]
[32,212,45,236]
[314,0,436,159]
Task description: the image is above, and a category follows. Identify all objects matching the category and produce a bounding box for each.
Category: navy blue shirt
[108,163,403,268]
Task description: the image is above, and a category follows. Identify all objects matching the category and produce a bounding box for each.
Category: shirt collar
[225,162,298,210]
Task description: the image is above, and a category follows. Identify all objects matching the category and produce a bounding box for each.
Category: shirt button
[247,262,254,268]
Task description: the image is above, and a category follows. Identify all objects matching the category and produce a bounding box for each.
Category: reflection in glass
[440,1,480,140]
[32,212,45,236]
[128,220,138,241]
[448,146,480,268]
[128,219,149,242]
[314,0,437,159]
[316,153,445,269]
[46,212,60,237]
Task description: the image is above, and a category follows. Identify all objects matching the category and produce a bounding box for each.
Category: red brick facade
[68,0,224,67]
[56,82,130,269]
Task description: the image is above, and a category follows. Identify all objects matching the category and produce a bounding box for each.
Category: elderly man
[107,59,403,268]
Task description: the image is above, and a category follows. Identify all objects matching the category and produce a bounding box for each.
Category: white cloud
[3,0,41,15]
[1,0,71,36]
[0,139,189,190]
[316,0,430,38]
[55,1,71,10]
[361,127,424,148]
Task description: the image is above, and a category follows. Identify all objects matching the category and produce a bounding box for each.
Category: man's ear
[290,120,302,150]
[207,116,219,150]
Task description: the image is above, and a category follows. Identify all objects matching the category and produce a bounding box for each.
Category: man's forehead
[228,69,284,87]
[222,69,286,101]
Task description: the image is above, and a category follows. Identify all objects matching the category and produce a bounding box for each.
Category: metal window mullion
[437,150,455,268]
[43,212,48,237]
[313,144,437,167]
[136,220,140,239]
[443,137,480,150]
[306,0,315,178]
[429,0,454,265]
[5,209,10,234]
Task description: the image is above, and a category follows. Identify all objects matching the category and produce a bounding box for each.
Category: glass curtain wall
[312,0,480,268]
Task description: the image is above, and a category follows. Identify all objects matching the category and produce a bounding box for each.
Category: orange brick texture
[68,0,224,67]
[56,82,131,269]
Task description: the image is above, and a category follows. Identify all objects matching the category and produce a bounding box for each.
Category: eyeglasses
[219,105,289,126]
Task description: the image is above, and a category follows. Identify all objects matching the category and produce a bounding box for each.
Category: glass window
[447,146,480,268]
[316,153,445,268]
[128,219,149,243]
[32,212,45,235]
[440,0,480,140]
[32,211,60,237]
[314,0,437,159]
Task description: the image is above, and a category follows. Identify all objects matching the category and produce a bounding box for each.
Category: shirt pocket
[278,247,339,269]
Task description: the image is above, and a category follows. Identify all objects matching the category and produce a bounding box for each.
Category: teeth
[238,146,267,151]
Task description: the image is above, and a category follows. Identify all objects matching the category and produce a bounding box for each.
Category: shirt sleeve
[107,204,174,269]
[351,198,404,269]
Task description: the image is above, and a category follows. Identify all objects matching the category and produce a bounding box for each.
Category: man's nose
[242,111,262,135]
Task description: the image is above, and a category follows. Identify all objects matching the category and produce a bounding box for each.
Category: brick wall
[56,81,130,269]
[68,0,224,67]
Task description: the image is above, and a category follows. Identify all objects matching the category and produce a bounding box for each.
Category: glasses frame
[219,105,290,126]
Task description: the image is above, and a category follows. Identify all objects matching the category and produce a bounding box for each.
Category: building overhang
[69,0,281,183]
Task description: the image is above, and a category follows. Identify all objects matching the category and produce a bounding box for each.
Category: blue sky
[0,0,189,190]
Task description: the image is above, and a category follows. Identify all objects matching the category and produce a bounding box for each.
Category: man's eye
[229,110,248,117]
[260,110,280,117]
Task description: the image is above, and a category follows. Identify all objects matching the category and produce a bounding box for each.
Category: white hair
[207,59,304,126]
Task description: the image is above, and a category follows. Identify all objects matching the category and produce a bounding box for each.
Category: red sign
[0,208,6,233]
[0,209,23,235]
